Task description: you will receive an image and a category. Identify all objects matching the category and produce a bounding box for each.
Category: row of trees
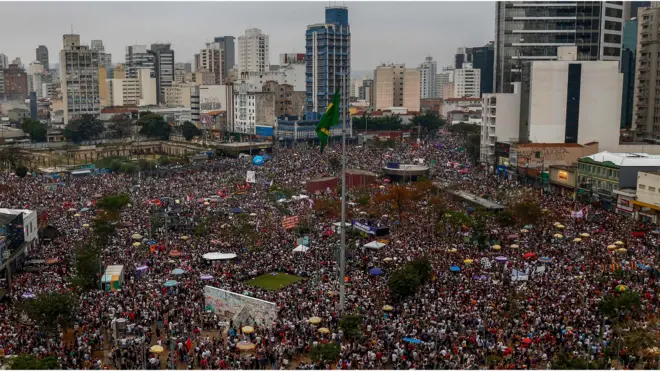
[352,111,446,137]
[388,257,433,298]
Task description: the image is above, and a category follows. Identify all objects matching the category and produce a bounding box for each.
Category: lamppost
[3,248,11,294]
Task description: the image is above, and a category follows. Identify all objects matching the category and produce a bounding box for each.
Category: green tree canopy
[181,120,202,141]
[15,166,28,177]
[339,314,363,340]
[512,201,542,226]
[108,113,135,139]
[21,292,78,334]
[309,343,341,362]
[70,244,101,291]
[388,266,422,298]
[353,113,404,131]
[448,122,480,135]
[410,111,445,137]
[96,194,131,214]
[64,114,105,143]
[21,118,47,142]
[9,355,59,370]
[138,111,171,140]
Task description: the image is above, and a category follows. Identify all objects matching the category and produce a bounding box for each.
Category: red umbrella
[522,337,532,345]
[523,252,536,259]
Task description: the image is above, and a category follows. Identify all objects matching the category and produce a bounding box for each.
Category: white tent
[292,195,309,201]
[202,252,237,261]
[292,245,310,253]
[364,241,386,249]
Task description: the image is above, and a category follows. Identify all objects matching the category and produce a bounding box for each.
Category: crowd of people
[0,132,657,370]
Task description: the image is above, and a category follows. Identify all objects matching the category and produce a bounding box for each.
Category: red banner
[282,216,299,229]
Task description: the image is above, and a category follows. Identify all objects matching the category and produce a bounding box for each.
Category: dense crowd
[0,133,658,370]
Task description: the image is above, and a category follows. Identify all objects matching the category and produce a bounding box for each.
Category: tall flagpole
[339,24,347,312]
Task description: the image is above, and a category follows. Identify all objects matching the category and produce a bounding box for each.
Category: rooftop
[443,98,481,102]
[518,143,586,148]
[580,151,660,166]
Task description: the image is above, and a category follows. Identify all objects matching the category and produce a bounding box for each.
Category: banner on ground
[246,171,256,184]
[351,221,376,235]
[282,216,299,229]
[203,285,277,326]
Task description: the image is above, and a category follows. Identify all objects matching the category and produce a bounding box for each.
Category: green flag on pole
[315,90,341,153]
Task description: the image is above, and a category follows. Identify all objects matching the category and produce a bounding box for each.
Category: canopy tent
[364,241,386,249]
[293,245,310,253]
[202,252,237,261]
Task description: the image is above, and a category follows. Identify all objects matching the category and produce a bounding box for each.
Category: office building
[125,45,155,79]
[0,54,8,70]
[436,67,454,99]
[59,34,100,125]
[214,36,235,78]
[150,43,175,104]
[633,4,660,140]
[373,64,420,112]
[472,42,494,95]
[454,67,481,98]
[419,56,437,99]
[107,67,157,107]
[191,85,200,125]
[164,84,193,108]
[91,40,112,79]
[27,61,45,98]
[620,18,638,129]
[12,58,23,69]
[494,1,627,93]
[631,1,652,18]
[359,79,373,105]
[263,81,306,117]
[199,44,223,84]
[35,45,49,70]
[279,53,305,65]
[3,63,28,97]
[237,28,269,74]
[480,88,521,163]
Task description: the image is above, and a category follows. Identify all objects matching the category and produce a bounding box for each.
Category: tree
[410,111,445,137]
[388,266,422,298]
[409,257,433,284]
[466,133,481,164]
[309,343,340,363]
[15,166,28,177]
[119,162,137,174]
[375,185,415,220]
[512,201,542,226]
[64,114,105,143]
[108,113,135,139]
[96,194,131,214]
[448,122,480,136]
[339,315,363,340]
[599,292,642,319]
[353,114,404,132]
[496,210,516,227]
[21,118,47,142]
[8,355,59,370]
[138,111,171,140]
[70,245,101,291]
[440,211,473,233]
[0,148,25,169]
[22,292,78,334]
[181,120,202,141]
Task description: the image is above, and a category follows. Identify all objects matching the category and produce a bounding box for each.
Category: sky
[0,1,494,77]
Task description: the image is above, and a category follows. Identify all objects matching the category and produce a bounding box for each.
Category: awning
[632,199,660,212]
[70,169,91,175]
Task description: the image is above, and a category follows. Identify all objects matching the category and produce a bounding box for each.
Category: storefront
[549,165,577,198]
[613,189,635,218]
[632,200,660,224]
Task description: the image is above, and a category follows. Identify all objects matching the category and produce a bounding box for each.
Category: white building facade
[237,28,269,74]
[107,68,156,107]
[233,83,256,134]
[480,90,521,163]
[454,68,481,98]
[419,56,437,99]
[59,34,100,125]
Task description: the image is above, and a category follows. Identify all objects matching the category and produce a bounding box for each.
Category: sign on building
[203,286,278,326]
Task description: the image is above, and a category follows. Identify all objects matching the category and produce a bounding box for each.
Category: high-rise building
[620,18,638,129]
[494,1,627,93]
[107,68,157,107]
[279,53,305,65]
[359,79,373,105]
[36,45,49,71]
[11,58,23,69]
[455,47,472,69]
[237,28,269,74]
[436,67,454,99]
[373,64,420,112]
[305,6,351,129]
[471,42,494,96]
[213,36,235,78]
[454,67,481,98]
[125,45,155,79]
[59,34,100,125]
[150,43,175,104]
[91,40,112,79]
[419,56,437,99]
[3,63,28,97]
[199,44,223,84]
[0,54,8,70]
[27,61,45,98]
[631,1,652,18]
[633,4,660,139]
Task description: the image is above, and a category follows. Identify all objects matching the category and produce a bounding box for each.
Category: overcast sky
[0,1,494,77]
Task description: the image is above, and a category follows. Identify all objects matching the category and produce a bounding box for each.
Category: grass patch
[246,272,303,291]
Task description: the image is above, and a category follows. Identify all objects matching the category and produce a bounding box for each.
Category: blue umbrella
[164,280,178,287]
[369,267,384,276]
[253,156,264,166]
[450,266,460,272]
[524,225,533,229]
[231,207,245,214]
[538,257,552,263]
[403,337,422,345]
[80,208,90,212]
[172,268,185,275]
[637,262,651,271]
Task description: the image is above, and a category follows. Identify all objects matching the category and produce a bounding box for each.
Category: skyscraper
[494,1,627,93]
[620,18,638,129]
[91,40,112,78]
[419,56,437,99]
[199,44,222,84]
[0,54,8,70]
[36,45,49,70]
[59,34,100,125]
[305,6,351,129]
[213,36,235,79]
[237,28,269,74]
[150,43,175,104]
[632,4,660,139]
[125,45,155,78]
[471,42,494,96]
[373,64,420,112]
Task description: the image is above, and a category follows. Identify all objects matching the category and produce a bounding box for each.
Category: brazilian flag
[315,90,341,153]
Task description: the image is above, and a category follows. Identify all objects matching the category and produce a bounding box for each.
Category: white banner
[204,285,277,326]
[246,171,256,184]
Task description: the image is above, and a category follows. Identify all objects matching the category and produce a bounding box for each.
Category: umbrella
[403,337,422,345]
[617,248,627,253]
[200,274,213,280]
[204,201,210,206]
[450,266,461,272]
[236,341,256,351]
[21,292,36,299]
[308,317,322,324]
[556,224,565,229]
[382,305,394,312]
[369,267,384,276]
[136,265,148,271]
[510,244,519,249]
[523,252,536,259]
[492,245,502,250]
[581,233,590,237]
[495,256,508,262]
[180,236,189,241]
[169,250,182,257]
[553,234,563,239]
[573,238,582,242]
[615,241,624,246]
[522,337,532,345]
[463,259,474,264]
[520,229,529,233]
[615,284,628,292]
[447,248,457,253]
[171,268,185,275]
[383,257,393,262]
[82,223,90,228]
[80,208,90,212]
[45,258,58,265]
[250,213,257,216]
[150,345,164,353]
[132,242,141,247]
[67,208,77,212]
[538,257,552,263]
[242,326,255,334]
[607,244,617,250]
[164,280,178,287]
[318,327,330,334]
[73,213,81,217]
[131,234,143,240]
[523,225,533,229]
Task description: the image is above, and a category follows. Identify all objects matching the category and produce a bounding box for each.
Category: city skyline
[0,1,494,76]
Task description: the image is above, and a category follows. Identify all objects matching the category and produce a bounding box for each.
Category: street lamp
[3,248,11,293]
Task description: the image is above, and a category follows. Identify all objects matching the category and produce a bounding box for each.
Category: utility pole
[338,29,347,311]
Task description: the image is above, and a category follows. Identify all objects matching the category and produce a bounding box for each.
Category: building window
[640,184,646,189]
[650,186,657,192]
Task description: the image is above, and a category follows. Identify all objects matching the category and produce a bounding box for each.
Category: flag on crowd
[282,216,299,229]
[315,89,341,154]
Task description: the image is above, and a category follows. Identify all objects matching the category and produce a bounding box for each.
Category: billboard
[203,285,278,326]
